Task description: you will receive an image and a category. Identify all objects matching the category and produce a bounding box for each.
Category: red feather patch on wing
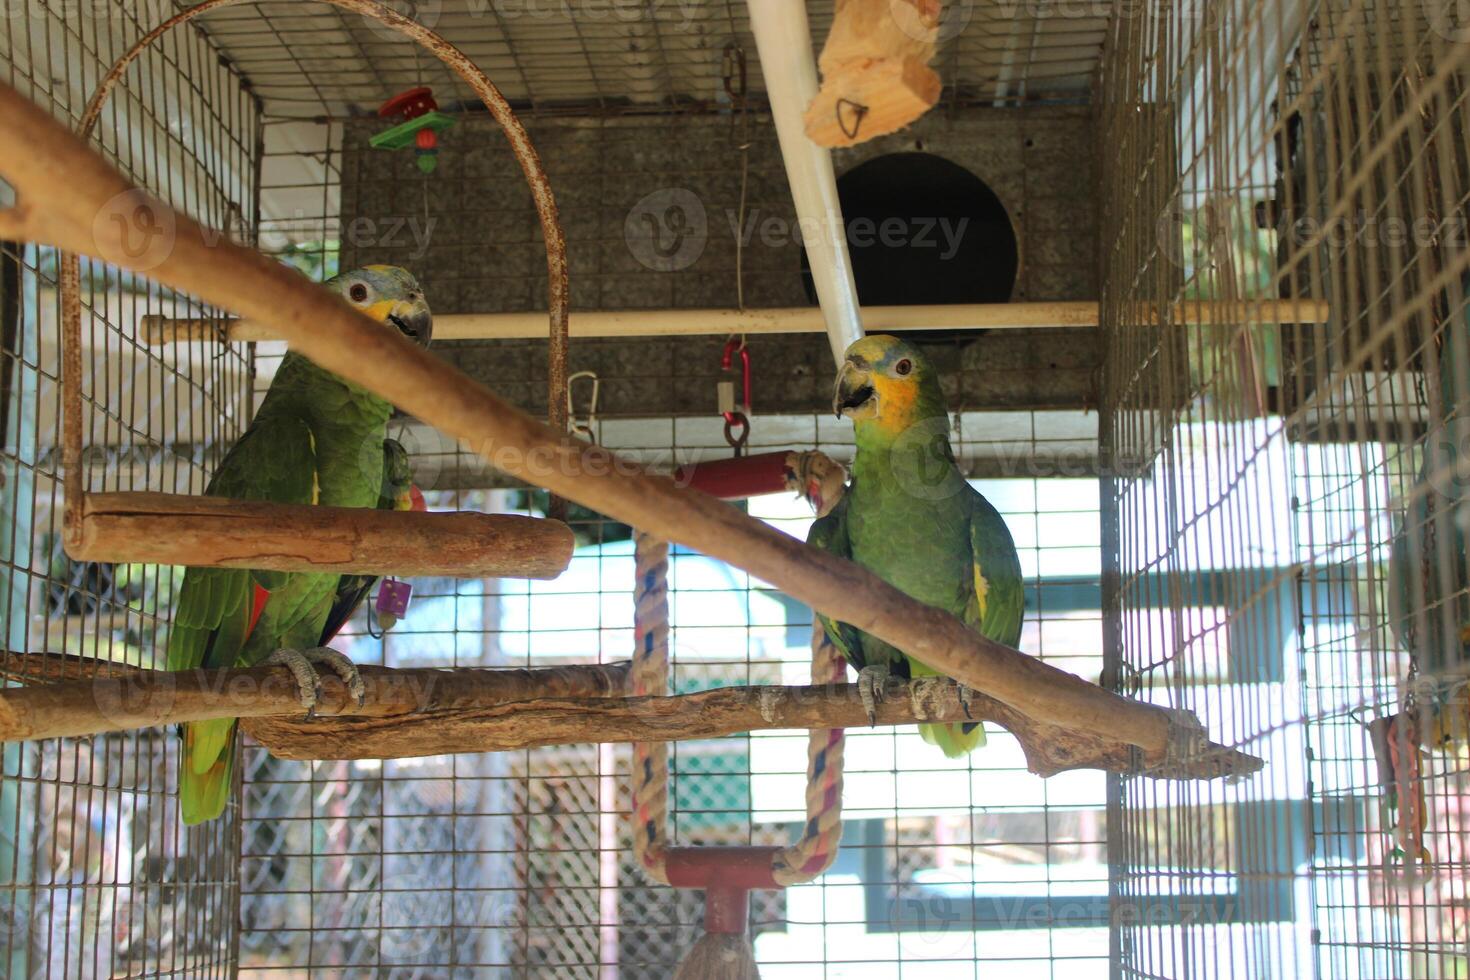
[410,485,426,511]
[247,584,270,642]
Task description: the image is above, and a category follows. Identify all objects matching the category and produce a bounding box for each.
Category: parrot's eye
[349,283,369,303]
[894,358,913,377]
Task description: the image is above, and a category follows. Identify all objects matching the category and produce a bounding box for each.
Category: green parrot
[807,335,1024,757]
[167,265,432,824]
[1387,273,1470,753]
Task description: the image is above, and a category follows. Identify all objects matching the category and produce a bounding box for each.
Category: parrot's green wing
[169,416,321,670]
[805,493,866,668]
[167,415,319,824]
[914,488,1026,759]
[317,438,413,644]
[965,490,1025,649]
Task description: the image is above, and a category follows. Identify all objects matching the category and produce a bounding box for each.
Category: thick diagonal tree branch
[0,79,1220,764]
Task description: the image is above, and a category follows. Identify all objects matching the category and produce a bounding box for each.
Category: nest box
[371,86,456,173]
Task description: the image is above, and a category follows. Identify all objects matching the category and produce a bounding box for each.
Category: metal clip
[720,337,750,419]
[719,338,751,456]
[721,41,747,103]
[567,370,599,441]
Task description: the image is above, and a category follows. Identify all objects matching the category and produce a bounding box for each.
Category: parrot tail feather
[918,721,986,758]
[180,720,238,825]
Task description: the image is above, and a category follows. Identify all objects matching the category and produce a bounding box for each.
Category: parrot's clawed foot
[857,664,891,726]
[266,648,322,715]
[265,647,367,716]
[957,684,977,721]
[785,451,847,519]
[304,647,367,707]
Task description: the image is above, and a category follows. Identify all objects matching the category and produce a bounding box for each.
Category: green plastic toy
[371,87,455,174]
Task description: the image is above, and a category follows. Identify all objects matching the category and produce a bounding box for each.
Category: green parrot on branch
[1386,273,1470,754]
[808,335,1024,757]
[167,265,432,824]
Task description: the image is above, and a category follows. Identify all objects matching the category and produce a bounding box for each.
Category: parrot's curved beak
[386,297,434,348]
[834,360,876,420]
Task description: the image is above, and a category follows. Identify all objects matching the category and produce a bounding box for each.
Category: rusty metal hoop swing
[58,0,572,548]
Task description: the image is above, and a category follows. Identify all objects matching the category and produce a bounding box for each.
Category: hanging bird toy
[371,86,456,174]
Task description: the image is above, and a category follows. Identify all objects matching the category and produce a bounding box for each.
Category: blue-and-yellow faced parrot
[167,265,432,824]
[1387,274,1470,754]
[1372,276,1470,868]
[807,335,1024,757]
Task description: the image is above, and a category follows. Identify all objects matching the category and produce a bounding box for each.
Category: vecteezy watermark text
[727,209,971,260]
[1285,211,1470,252]
[622,186,978,273]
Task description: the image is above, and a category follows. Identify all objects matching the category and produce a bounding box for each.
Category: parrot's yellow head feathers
[330,265,433,347]
[833,335,943,432]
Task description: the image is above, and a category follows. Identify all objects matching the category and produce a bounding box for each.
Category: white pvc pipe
[745,0,865,365]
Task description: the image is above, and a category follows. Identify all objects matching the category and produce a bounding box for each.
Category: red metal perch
[666,846,782,937]
[674,452,794,500]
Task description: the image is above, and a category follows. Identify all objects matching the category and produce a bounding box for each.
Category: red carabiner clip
[721,338,751,425]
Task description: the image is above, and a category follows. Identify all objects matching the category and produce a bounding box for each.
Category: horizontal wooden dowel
[138,298,1332,345]
[0,657,631,740]
[67,491,574,579]
[143,305,1100,344]
[0,81,1235,760]
[1165,298,1331,324]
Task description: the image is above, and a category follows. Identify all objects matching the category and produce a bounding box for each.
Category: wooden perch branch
[0,657,1261,780]
[0,80,1235,765]
[0,651,145,684]
[0,653,630,739]
[246,681,1261,780]
[69,492,573,579]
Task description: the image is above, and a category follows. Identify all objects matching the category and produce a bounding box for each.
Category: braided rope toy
[628,451,849,976]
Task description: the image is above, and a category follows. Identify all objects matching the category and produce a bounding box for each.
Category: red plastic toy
[371,86,456,174]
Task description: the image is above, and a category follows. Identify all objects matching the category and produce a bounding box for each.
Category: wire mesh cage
[1100,0,1470,977]
[0,3,259,977]
[1,0,1468,977]
[225,424,1109,976]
